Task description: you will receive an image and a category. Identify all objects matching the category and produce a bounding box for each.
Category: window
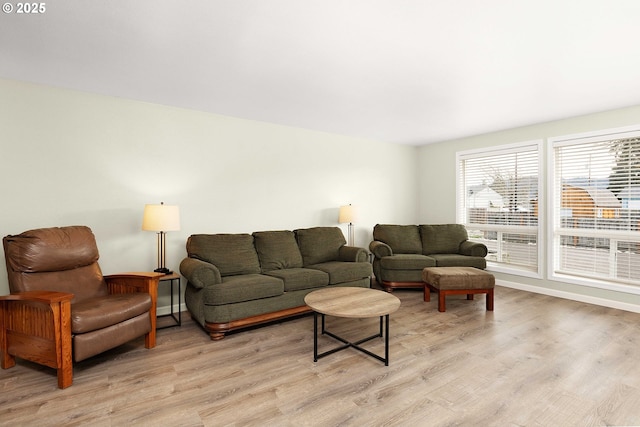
[457,141,541,276]
[550,127,640,289]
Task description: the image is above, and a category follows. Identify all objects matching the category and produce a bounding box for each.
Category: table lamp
[338,204,355,246]
[142,202,180,274]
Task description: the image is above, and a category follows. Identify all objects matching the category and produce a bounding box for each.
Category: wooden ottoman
[422,267,495,312]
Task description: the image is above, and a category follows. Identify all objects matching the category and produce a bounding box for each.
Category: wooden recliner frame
[0,273,160,389]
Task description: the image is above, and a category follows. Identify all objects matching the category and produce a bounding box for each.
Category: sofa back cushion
[186,234,261,276]
[295,227,345,266]
[420,224,469,255]
[373,224,422,254]
[253,230,303,271]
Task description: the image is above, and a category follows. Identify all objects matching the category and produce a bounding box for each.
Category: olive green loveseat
[369,224,488,292]
[180,226,372,340]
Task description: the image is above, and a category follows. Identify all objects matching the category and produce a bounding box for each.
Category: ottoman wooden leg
[438,291,446,312]
[487,288,494,311]
[423,284,431,302]
[467,294,474,300]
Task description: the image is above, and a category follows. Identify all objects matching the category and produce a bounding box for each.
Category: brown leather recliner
[1,226,162,388]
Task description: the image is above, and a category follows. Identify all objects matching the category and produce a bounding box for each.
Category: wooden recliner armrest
[0,290,74,389]
[0,290,74,304]
[104,272,163,349]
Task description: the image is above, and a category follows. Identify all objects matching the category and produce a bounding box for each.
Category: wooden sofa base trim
[380,281,424,292]
[204,305,313,340]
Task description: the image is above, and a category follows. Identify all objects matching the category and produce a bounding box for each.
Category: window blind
[457,141,540,272]
[552,132,640,286]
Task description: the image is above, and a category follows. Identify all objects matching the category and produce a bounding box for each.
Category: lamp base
[154,267,172,274]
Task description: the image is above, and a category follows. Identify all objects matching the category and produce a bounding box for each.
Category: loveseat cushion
[71,293,152,334]
[253,230,303,271]
[186,234,261,276]
[379,254,436,270]
[429,254,487,269]
[263,267,328,291]
[373,224,422,254]
[306,261,372,285]
[295,227,346,266]
[203,274,284,305]
[420,224,469,255]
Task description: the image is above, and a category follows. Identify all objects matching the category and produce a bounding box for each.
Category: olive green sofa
[180,226,372,340]
[369,224,488,292]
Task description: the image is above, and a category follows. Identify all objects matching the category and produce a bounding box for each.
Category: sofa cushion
[306,261,372,285]
[203,274,284,305]
[186,234,261,276]
[253,230,304,271]
[420,224,469,255]
[263,267,328,291]
[373,224,422,254]
[295,227,346,266]
[379,254,436,270]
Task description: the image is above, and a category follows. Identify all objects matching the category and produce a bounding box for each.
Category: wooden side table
[157,272,181,328]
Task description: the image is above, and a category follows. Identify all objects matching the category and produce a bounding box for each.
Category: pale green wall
[417,105,640,311]
[0,78,418,309]
[3,76,639,312]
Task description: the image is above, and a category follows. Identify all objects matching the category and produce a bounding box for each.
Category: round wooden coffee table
[304,287,401,365]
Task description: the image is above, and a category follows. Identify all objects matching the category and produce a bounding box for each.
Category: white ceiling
[2,1,640,145]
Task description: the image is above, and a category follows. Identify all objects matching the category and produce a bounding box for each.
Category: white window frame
[456,140,543,279]
[547,125,640,294]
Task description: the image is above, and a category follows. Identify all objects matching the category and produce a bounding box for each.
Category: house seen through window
[457,141,541,276]
[551,130,640,288]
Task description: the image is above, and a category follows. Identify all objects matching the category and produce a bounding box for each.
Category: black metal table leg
[312,313,391,365]
[384,314,389,366]
[313,312,318,362]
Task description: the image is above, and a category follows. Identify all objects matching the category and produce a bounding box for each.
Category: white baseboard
[497,279,640,314]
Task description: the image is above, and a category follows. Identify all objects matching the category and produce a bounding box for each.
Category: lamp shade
[338,204,355,224]
[142,203,181,232]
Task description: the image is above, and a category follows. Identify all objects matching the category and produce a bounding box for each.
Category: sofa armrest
[369,240,393,259]
[338,246,369,262]
[459,240,488,257]
[180,258,222,289]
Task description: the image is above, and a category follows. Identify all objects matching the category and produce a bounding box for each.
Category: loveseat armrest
[338,246,369,262]
[180,258,222,289]
[369,240,393,259]
[459,240,488,257]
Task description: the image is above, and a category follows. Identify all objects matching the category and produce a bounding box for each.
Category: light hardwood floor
[2,285,640,427]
